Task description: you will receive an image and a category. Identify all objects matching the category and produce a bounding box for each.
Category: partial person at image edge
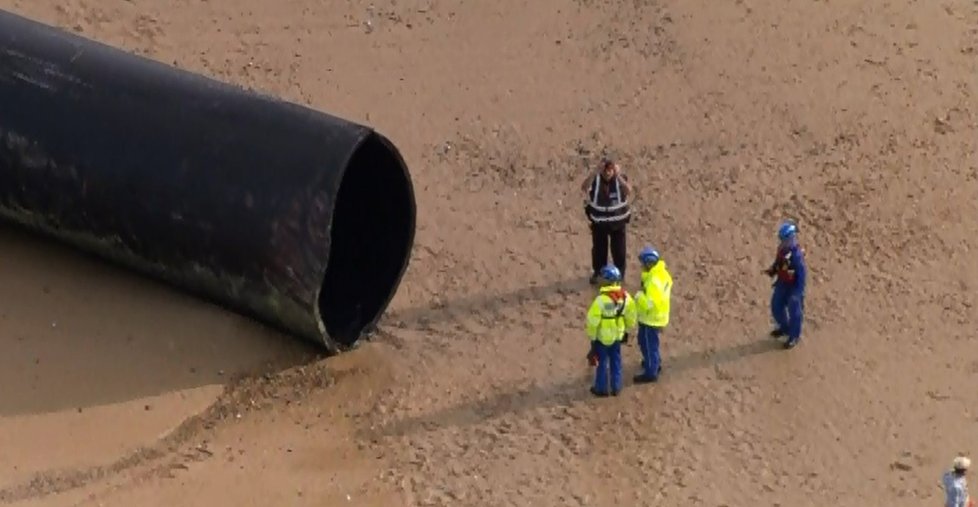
[943,456,973,507]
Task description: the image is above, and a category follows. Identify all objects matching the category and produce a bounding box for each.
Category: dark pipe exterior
[0,9,416,352]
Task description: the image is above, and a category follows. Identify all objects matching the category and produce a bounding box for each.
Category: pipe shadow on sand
[367,338,784,439]
[0,222,317,417]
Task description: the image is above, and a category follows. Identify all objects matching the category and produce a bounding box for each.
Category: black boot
[634,365,661,384]
[770,328,785,338]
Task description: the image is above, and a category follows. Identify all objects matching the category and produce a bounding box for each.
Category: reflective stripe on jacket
[586,175,631,225]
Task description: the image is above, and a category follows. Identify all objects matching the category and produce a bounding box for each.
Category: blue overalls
[770,240,807,347]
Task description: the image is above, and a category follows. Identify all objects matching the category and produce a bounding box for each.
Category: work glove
[586,341,599,366]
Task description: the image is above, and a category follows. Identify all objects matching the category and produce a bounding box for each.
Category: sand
[0,0,976,505]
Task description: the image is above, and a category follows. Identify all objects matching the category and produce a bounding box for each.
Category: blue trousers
[637,324,661,378]
[593,341,622,393]
[771,283,804,340]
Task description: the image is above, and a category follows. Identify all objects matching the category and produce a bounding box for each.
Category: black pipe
[0,9,416,353]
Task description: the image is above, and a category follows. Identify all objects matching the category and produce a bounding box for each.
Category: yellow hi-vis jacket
[636,260,672,328]
[586,284,638,346]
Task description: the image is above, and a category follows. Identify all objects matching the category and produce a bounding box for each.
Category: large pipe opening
[318,133,416,347]
[0,9,418,351]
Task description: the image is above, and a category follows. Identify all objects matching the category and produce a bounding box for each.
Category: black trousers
[590,222,627,278]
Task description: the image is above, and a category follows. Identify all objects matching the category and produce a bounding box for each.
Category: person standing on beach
[633,246,672,384]
[581,158,633,285]
[585,265,638,397]
[764,219,807,349]
[943,456,972,507]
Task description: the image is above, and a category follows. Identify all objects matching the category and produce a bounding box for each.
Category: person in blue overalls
[585,265,638,397]
[764,220,807,349]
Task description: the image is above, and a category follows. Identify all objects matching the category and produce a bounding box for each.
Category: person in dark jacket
[581,158,633,285]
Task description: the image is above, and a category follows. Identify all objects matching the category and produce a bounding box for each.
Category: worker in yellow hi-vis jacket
[633,246,672,384]
[586,264,638,397]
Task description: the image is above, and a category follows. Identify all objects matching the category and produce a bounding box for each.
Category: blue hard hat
[600,265,622,282]
[778,221,798,241]
[638,246,660,265]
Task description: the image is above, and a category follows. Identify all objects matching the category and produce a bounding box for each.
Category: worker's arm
[647,284,662,313]
[634,289,650,323]
[618,171,633,200]
[792,248,807,296]
[623,294,639,329]
[585,296,603,340]
[764,254,777,276]
[581,171,596,196]
[647,274,672,311]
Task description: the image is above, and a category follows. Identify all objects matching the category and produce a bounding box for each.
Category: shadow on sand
[367,338,784,439]
[0,222,317,416]
[382,275,593,328]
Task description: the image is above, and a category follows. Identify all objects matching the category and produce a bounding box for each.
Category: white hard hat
[953,456,971,471]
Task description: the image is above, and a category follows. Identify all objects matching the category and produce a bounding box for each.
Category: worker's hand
[587,341,599,365]
[621,332,629,344]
